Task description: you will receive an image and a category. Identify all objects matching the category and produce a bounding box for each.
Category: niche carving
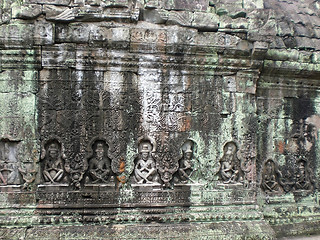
[41,139,68,184]
[260,159,284,194]
[133,138,160,184]
[0,140,21,185]
[294,158,315,191]
[174,139,198,184]
[218,141,244,184]
[19,163,36,190]
[85,140,113,184]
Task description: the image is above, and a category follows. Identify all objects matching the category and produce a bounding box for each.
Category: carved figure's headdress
[139,142,152,153]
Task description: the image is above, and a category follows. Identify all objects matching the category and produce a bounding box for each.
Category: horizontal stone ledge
[32,201,259,210]
[40,64,253,73]
[24,0,71,6]
[265,49,320,63]
[263,60,320,73]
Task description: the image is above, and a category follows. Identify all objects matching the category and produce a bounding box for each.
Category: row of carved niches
[260,158,317,195]
[39,137,253,189]
[0,137,252,190]
[40,137,202,188]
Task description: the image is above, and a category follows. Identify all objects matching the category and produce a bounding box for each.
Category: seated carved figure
[43,142,64,184]
[295,159,314,191]
[177,147,194,183]
[134,141,159,184]
[0,141,20,185]
[261,159,283,193]
[219,142,243,184]
[0,163,11,185]
[88,142,111,183]
[0,163,6,185]
[0,162,19,185]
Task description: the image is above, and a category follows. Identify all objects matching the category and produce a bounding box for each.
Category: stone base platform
[0,221,275,240]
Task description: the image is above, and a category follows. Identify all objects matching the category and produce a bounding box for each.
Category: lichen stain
[116,175,126,184]
[180,115,192,132]
[286,139,299,153]
[277,139,301,154]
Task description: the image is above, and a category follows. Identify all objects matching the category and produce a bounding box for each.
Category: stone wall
[0,0,319,239]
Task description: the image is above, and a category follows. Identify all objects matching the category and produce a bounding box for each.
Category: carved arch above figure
[40,136,66,161]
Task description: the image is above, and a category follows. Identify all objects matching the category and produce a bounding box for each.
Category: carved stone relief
[155,141,179,188]
[260,159,284,194]
[0,162,20,185]
[131,137,201,188]
[41,139,68,184]
[133,137,160,185]
[107,133,130,186]
[85,140,113,184]
[174,140,198,184]
[294,158,315,191]
[0,140,21,185]
[287,119,318,155]
[68,151,85,189]
[19,163,37,190]
[218,141,244,184]
[271,116,319,194]
[2,0,320,238]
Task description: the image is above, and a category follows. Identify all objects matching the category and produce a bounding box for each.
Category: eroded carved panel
[260,159,284,194]
[294,158,315,192]
[217,141,245,184]
[0,140,21,185]
[19,162,37,190]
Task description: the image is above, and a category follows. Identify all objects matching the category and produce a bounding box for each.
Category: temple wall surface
[0,0,320,239]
